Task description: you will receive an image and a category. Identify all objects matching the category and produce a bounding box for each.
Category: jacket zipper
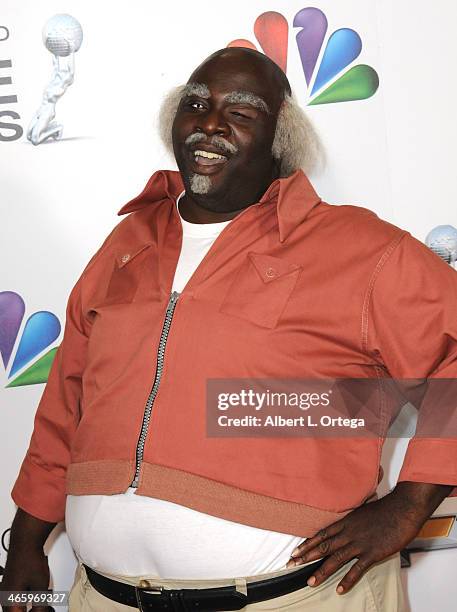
[130,290,180,487]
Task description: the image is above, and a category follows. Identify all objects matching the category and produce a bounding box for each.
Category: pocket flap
[116,243,152,268]
[220,253,302,328]
[248,252,302,284]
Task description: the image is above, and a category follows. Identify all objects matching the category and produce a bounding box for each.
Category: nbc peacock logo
[228,7,379,105]
[0,291,61,388]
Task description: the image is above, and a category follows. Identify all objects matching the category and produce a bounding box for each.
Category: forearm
[8,507,57,555]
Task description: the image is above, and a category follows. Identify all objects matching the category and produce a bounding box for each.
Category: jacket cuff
[11,455,66,523]
[398,438,457,497]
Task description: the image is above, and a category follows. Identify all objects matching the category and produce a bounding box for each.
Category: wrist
[391,481,453,519]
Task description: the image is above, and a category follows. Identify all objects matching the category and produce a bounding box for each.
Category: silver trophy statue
[27,14,83,145]
[425,225,457,268]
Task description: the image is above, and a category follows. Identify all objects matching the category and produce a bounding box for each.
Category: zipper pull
[166,291,179,312]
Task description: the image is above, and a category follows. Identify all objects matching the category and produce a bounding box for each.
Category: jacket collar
[117,169,321,242]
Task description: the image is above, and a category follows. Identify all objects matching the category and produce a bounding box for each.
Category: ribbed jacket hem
[66,460,353,536]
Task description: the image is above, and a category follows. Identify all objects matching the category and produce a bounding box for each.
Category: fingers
[287,523,346,568]
[285,517,379,593]
[290,548,373,594]
[2,599,53,611]
[304,545,359,587]
[336,557,371,594]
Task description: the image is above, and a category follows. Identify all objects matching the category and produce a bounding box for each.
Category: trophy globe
[42,14,83,57]
[425,225,457,266]
[27,13,83,144]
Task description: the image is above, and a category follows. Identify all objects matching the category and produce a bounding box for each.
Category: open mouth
[192,149,228,166]
[185,146,232,174]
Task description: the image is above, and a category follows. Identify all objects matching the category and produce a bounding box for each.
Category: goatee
[190,174,212,194]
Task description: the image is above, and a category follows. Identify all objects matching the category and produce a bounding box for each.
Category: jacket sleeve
[367,232,457,491]
[10,275,91,523]
[10,222,118,523]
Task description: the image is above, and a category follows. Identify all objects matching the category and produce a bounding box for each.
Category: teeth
[194,150,226,160]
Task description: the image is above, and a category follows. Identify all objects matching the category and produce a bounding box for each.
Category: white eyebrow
[182,82,210,98]
[181,83,270,113]
[224,91,270,113]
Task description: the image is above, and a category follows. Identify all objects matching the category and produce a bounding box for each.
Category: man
[2,47,457,611]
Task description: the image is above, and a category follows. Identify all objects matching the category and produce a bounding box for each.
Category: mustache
[184,132,238,156]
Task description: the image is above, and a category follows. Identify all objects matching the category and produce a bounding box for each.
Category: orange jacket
[12,170,457,535]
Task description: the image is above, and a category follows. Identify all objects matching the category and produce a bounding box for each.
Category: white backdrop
[1,1,456,610]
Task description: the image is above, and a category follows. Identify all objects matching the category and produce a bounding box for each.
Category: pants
[68,554,404,611]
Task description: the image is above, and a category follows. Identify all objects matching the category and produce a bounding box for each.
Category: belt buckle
[136,583,248,612]
[135,585,164,611]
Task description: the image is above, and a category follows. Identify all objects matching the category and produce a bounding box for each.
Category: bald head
[193,47,292,85]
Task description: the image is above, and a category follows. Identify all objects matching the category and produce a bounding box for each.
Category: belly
[65,488,302,579]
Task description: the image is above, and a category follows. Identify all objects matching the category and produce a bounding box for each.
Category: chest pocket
[219,252,302,329]
[101,243,153,307]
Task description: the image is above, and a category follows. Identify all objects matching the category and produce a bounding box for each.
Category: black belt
[83,558,325,611]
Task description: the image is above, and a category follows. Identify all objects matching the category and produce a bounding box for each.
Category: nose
[195,107,230,138]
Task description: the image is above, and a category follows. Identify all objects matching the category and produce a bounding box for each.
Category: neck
[178,168,280,224]
[178,194,249,223]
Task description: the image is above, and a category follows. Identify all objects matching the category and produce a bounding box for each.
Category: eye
[229,107,257,120]
[185,101,206,111]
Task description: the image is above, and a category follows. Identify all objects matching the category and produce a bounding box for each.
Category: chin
[189,173,213,195]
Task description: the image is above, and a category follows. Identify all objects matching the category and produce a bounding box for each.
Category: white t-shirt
[65,192,302,578]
